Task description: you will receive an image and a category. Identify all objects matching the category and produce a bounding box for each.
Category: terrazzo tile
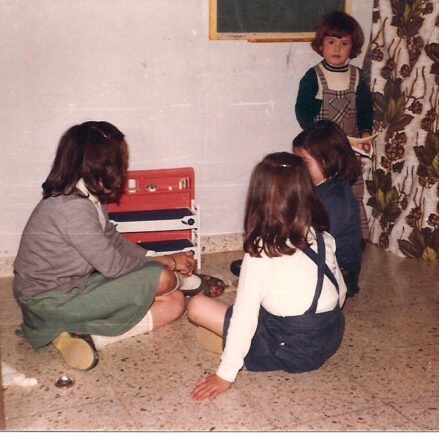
[390,396,439,431]
[3,358,114,422]
[0,278,20,333]
[342,284,427,314]
[99,338,248,430]
[1,310,117,425]
[0,305,22,335]
[1,245,438,431]
[236,367,381,427]
[131,402,275,431]
[124,377,276,431]
[340,312,409,352]
[97,323,219,397]
[0,277,13,297]
[344,341,439,377]
[361,304,439,346]
[197,250,243,290]
[286,404,422,431]
[95,314,279,431]
[349,347,439,404]
[6,397,135,431]
[321,314,417,378]
[355,245,438,302]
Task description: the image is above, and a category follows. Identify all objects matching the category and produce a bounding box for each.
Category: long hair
[311,11,364,59]
[243,152,329,258]
[292,120,361,185]
[42,121,127,201]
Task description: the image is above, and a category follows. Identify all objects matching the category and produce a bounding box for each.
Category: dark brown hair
[42,121,127,202]
[243,152,329,258]
[292,120,361,185]
[311,11,364,59]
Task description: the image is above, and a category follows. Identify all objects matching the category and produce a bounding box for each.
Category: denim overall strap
[302,243,339,293]
[303,231,326,315]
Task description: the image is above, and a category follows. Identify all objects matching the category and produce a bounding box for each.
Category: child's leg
[187,295,228,336]
[92,267,185,350]
[187,295,229,354]
[339,261,361,298]
[149,266,185,328]
[148,290,185,329]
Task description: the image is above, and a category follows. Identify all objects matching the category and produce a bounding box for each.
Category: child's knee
[156,267,177,295]
[186,294,206,323]
[171,290,186,317]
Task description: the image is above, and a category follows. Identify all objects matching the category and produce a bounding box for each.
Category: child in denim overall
[188,153,346,401]
[294,120,362,298]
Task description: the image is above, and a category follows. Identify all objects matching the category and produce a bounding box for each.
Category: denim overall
[223,232,345,374]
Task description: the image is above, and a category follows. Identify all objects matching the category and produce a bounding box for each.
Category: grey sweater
[13,192,154,297]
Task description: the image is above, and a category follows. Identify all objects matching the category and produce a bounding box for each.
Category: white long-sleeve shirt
[216,229,347,383]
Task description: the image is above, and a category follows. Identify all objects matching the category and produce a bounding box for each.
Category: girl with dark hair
[293,120,362,298]
[188,152,346,401]
[13,121,195,370]
[295,10,373,241]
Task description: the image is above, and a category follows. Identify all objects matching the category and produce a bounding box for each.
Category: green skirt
[14,261,164,351]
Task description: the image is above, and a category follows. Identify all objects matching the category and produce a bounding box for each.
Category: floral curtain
[363,0,439,261]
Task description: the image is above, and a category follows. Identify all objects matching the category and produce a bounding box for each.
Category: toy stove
[107,167,200,269]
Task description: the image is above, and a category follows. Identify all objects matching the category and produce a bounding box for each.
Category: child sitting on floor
[13,121,195,370]
[188,152,346,401]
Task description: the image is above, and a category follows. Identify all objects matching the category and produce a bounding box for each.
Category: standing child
[295,10,373,241]
[13,121,195,370]
[293,120,362,298]
[188,152,346,401]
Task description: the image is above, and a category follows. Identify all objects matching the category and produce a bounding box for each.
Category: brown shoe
[52,332,99,370]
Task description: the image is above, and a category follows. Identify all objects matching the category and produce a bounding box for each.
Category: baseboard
[0,257,14,278]
[0,234,244,278]
[200,233,243,254]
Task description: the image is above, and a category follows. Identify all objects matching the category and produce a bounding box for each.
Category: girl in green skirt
[13,121,195,370]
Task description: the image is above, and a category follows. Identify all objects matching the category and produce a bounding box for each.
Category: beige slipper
[52,332,99,370]
[196,326,223,354]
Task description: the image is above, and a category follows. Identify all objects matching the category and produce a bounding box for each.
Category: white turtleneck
[315,60,359,99]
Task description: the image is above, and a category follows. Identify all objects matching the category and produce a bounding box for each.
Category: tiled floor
[1,244,438,431]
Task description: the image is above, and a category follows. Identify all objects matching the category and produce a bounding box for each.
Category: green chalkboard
[210,0,351,42]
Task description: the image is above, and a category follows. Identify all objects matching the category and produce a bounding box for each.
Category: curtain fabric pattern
[364,0,439,261]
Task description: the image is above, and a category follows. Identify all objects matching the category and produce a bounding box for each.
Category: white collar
[76,178,100,205]
[76,178,106,230]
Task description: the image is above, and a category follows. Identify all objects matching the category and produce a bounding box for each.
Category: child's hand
[190,374,232,401]
[361,132,372,154]
[361,141,371,154]
[173,251,195,276]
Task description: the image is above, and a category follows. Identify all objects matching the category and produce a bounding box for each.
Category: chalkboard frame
[209,0,351,42]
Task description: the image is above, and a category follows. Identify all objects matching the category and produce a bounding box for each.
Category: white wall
[0,0,372,258]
